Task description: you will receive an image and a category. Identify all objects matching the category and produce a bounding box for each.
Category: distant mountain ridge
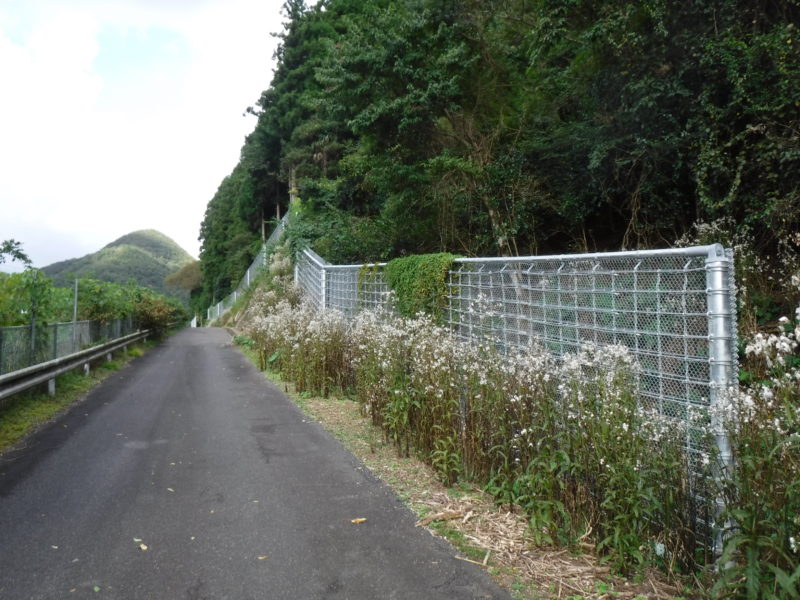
[42,230,194,297]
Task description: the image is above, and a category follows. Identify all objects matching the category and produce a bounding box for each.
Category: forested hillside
[43,230,194,299]
[199,0,799,317]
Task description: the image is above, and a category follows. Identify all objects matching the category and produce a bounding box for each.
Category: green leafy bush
[384,253,457,320]
[133,292,187,337]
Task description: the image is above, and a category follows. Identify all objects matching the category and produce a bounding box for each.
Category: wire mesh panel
[295,249,326,310]
[0,326,32,374]
[356,266,393,314]
[325,267,360,316]
[447,251,727,421]
[0,317,138,376]
[292,243,737,552]
[325,265,393,316]
[293,247,736,420]
[447,246,737,539]
[293,247,736,412]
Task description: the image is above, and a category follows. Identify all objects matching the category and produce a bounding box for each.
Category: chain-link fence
[293,243,741,554]
[295,244,737,536]
[0,316,136,375]
[295,247,737,413]
[207,215,288,321]
[448,249,738,426]
[294,249,391,315]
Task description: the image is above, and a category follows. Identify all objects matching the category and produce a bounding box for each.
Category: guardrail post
[83,363,90,375]
[706,243,736,559]
[48,378,55,395]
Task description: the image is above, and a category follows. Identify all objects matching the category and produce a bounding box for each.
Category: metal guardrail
[0,330,150,401]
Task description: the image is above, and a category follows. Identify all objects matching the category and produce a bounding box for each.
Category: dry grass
[254,362,697,600]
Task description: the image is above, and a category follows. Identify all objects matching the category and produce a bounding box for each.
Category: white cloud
[0,0,283,270]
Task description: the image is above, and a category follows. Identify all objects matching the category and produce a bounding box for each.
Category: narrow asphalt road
[0,328,510,600]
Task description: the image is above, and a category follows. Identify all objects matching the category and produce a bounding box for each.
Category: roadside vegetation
[236,344,681,599]
[225,243,800,598]
[194,1,798,596]
[0,271,188,333]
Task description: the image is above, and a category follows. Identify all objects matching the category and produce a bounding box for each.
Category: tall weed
[247,298,696,574]
[712,272,800,599]
[241,266,800,586]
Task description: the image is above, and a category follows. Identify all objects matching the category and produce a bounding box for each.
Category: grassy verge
[0,341,154,453]
[235,342,693,600]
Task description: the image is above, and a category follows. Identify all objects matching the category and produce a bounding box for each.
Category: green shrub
[383,253,457,320]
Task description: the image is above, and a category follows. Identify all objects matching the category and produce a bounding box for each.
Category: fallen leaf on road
[350,518,367,524]
[133,538,142,543]
[51,545,58,549]
[139,544,148,551]
[93,586,101,593]
[257,556,269,560]
[167,488,175,493]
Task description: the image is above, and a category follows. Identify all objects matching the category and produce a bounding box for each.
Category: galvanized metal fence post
[320,266,327,310]
[705,243,737,557]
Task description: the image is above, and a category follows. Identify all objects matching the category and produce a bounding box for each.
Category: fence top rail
[300,249,386,270]
[300,244,726,271]
[453,244,725,265]
[300,248,331,267]
[0,319,112,332]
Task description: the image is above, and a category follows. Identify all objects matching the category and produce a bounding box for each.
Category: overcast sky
[0,0,284,272]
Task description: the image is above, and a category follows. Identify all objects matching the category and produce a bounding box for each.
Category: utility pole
[289,168,297,205]
[28,270,37,365]
[72,279,78,352]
